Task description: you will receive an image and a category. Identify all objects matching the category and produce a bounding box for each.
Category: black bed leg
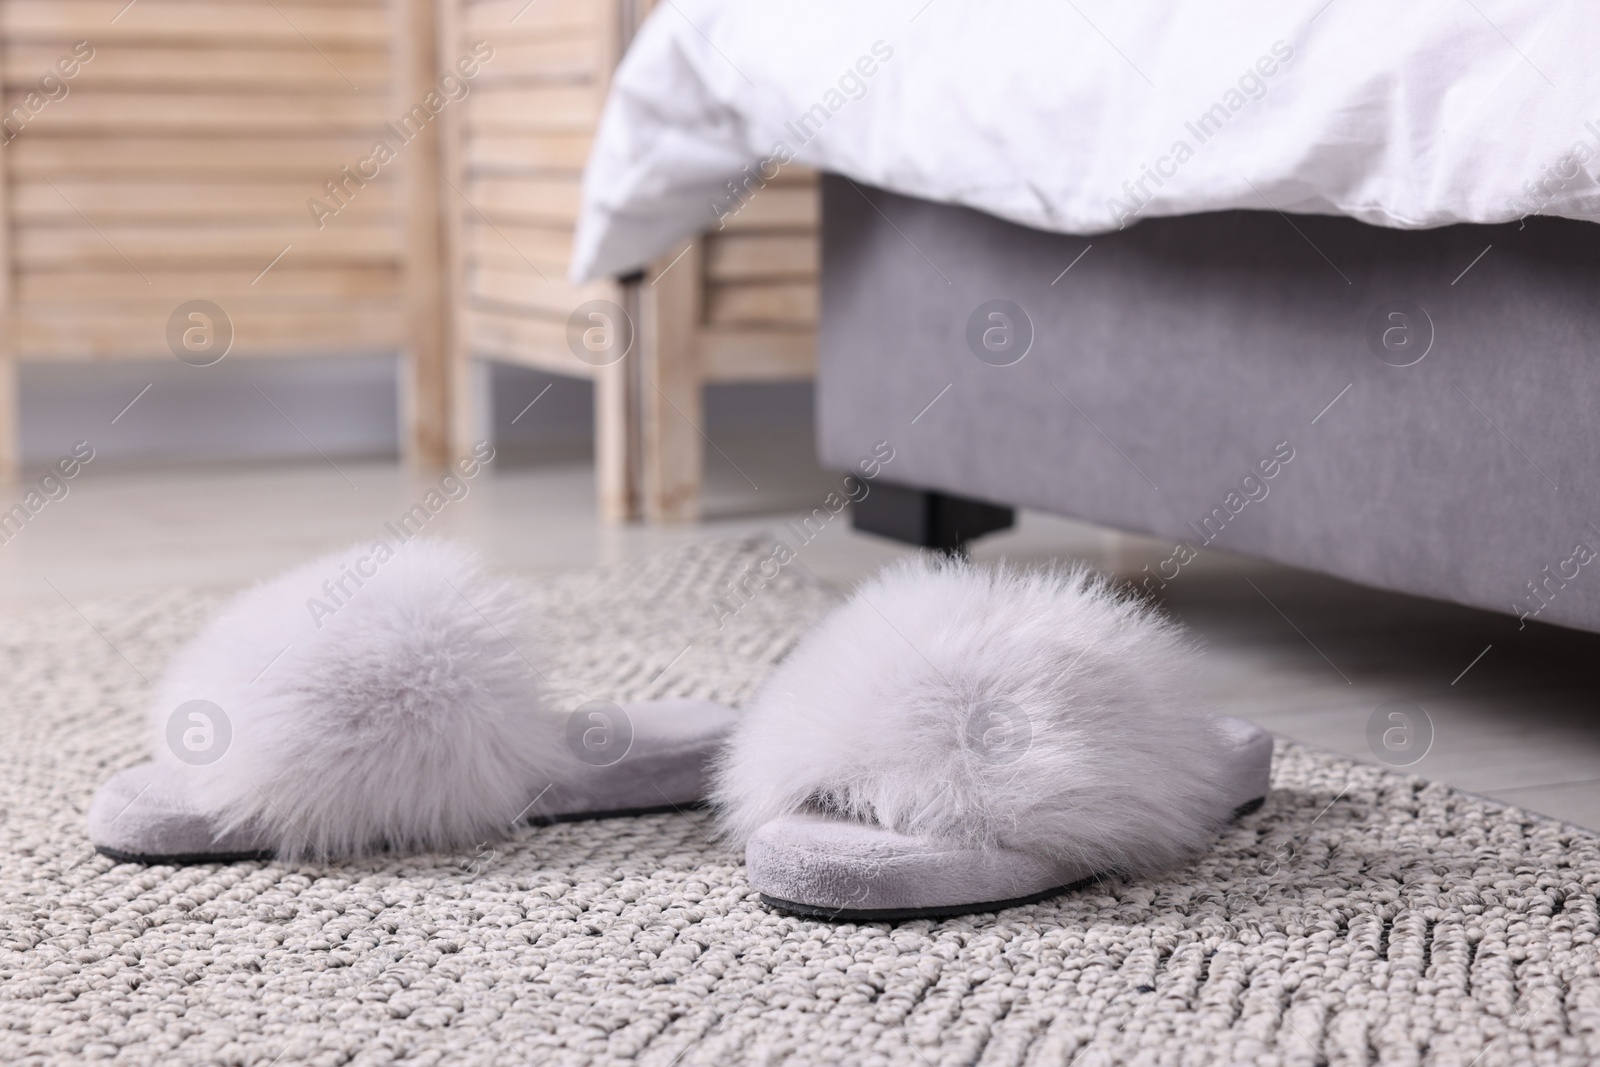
[850,482,1014,554]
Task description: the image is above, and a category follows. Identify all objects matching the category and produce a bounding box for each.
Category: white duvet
[571,0,1600,281]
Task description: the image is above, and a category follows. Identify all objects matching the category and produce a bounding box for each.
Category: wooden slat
[704,282,817,327]
[699,327,816,381]
[17,266,401,302]
[466,84,598,132]
[4,45,390,90]
[769,167,819,187]
[469,266,611,316]
[478,38,601,84]
[2,2,390,45]
[465,219,572,270]
[15,223,401,266]
[14,179,398,223]
[13,91,392,133]
[465,175,581,224]
[464,132,592,172]
[16,305,407,359]
[464,0,597,37]
[719,186,820,231]
[9,137,384,177]
[704,233,818,281]
[462,306,597,377]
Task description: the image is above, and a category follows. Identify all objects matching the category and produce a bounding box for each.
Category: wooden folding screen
[0,0,821,522]
[438,0,630,513]
[441,0,818,521]
[0,0,448,473]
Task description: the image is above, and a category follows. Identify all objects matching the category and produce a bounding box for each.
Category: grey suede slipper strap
[89,698,737,865]
[747,716,1274,922]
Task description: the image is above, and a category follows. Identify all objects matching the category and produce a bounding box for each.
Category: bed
[571,0,1600,631]
[817,181,1600,631]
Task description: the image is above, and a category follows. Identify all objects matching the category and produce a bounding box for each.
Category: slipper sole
[88,700,737,864]
[755,797,1267,922]
[746,718,1274,920]
[95,800,711,866]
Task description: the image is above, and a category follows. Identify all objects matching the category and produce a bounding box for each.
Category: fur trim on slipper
[148,538,558,860]
[712,556,1243,879]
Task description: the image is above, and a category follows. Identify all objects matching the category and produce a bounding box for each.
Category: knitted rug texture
[2,538,1598,1066]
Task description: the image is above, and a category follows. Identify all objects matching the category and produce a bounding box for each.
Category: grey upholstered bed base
[816,175,1600,632]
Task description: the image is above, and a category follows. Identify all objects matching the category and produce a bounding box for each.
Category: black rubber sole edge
[759,795,1270,923]
[1231,796,1266,820]
[760,875,1101,923]
[92,800,708,867]
[526,799,705,827]
[93,845,275,866]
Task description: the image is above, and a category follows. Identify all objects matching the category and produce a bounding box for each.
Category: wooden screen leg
[0,356,16,483]
[449,354,487,460]
[402,348,450,470]
[397,0,448,470]
[640,240,703,523]
[594,357,636,522]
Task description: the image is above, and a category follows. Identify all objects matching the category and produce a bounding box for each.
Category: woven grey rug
[3,538,1598,1066]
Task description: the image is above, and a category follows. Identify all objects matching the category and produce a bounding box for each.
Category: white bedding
[570,0,1600,282]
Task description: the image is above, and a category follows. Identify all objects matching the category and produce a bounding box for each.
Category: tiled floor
[4,433,1597,829]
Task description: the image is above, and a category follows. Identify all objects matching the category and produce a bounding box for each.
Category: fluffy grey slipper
[713,557,1273,921]
[88,538,735,864]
